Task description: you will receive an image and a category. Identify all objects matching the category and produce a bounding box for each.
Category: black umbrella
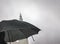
[0,14,41,42]
[0,19,40,42]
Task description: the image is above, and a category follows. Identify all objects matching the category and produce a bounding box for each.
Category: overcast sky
[0,0,60,44]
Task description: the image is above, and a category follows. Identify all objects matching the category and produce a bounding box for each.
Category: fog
[0,0,60,44]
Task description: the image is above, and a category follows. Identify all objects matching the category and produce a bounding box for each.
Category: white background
[0,0,60,44]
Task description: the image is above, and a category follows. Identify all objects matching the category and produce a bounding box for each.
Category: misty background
[0,0,60,44]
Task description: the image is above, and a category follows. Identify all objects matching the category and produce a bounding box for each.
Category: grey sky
[0,0,60,44]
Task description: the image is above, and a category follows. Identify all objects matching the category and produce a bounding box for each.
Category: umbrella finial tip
[19,13,23,21]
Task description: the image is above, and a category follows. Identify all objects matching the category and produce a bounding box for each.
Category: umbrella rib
[7,31,11,44]
[32,36,35,41]
[10,31,13,42]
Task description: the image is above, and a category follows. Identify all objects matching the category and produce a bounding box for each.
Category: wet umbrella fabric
[0,19,40,42]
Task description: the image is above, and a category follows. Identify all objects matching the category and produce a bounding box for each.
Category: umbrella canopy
[0,19,40,42]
